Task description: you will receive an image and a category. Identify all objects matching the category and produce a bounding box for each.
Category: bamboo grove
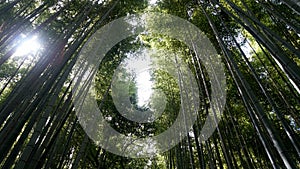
[0,0,299,168]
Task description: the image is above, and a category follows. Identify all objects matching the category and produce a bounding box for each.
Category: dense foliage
[0,0,299,168]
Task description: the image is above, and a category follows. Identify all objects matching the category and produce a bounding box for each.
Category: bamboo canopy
[0,0,299,168]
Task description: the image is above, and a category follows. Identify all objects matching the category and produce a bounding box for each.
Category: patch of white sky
[149,0,158,5]
[236,32,252,59]
[123,49,154,107]
[13,33,42,57]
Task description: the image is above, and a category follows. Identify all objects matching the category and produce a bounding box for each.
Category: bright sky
[124,49,153,107]
[236,32,252,59]
[13,34,41,57]
[149,0,158,5]
[136,70,153,107]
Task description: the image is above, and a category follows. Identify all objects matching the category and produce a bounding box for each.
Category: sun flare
[14,35,41,56]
